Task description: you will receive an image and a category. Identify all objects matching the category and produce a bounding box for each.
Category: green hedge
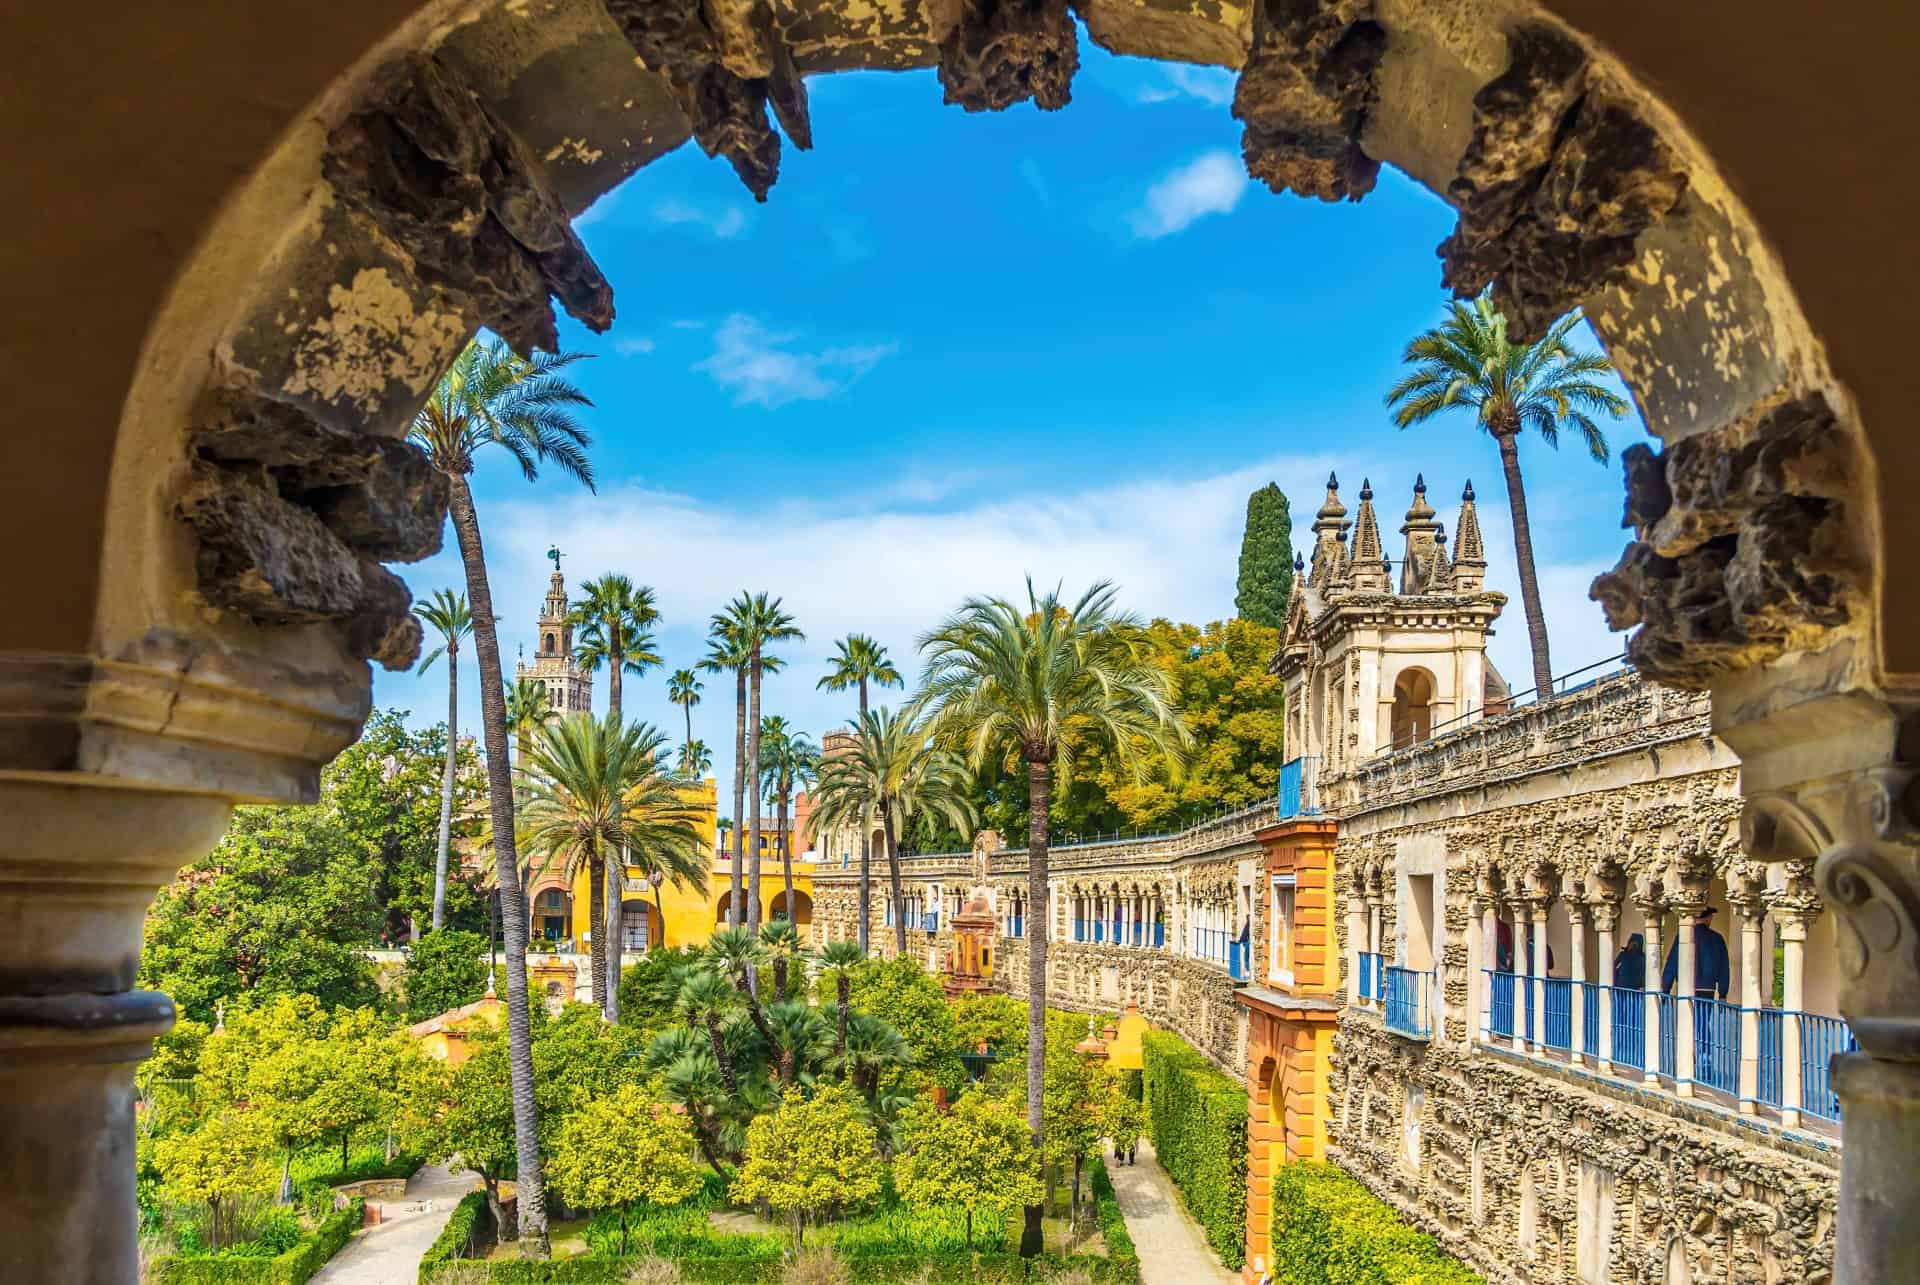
[1270,1164,1483,1285]
[420,1191,489,1281]
[1141,1030,1247,1268]
[150,1199,363,1285]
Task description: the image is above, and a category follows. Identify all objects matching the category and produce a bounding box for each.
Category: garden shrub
[149,1198,362,1285]
[420,1191,489,1280]
[1140,1030,1246,1268]
[1270,1164,1483,1285]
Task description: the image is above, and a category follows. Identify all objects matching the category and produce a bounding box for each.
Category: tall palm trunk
[446,475,549,1256]
[747,649,764,937]
[730,668,746,928]
[1493,425,1555,697]
[432,639,458,930]
[883,801,906,956]
[1020,755,1051,1259]
[857,678,871,953]
[778,776,795,943]
[588,863,607,1011]
[604,626,624,1021]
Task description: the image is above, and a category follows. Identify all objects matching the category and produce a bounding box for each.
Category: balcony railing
[1278,755,1321,819]
[1228,941,1248,983]
[920,913,939,933]
[1384,966,1433,1040]
[1358,951,1383,1004]
[1008,915,1023,939]
[1475,973,1855,1126]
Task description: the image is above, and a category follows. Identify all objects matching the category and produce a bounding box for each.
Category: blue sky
[376,42,1642,803]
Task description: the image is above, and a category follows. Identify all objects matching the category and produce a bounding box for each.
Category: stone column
[1593,902,1617,1073]
[1346,891,1367,1007]
[1735,890,1767,1113]
[1515,898,1537,1054]
[1480,898,1498,1039]
[1673,899,1699,1096]
[1639,902,1663,1087]
[1570,900,1589,1062]
[1531,901,1549,1056]
[1465,894,1484,1043]
[0,781,234,1283]
[1776,903,1811,1129]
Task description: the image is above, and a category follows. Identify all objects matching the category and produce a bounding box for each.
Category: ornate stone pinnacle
[1464,479,1476,502]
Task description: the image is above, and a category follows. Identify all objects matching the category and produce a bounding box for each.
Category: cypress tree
[1234,483,1294,626]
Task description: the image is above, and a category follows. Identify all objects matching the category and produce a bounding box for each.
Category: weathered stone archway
[5,1,1920,1279]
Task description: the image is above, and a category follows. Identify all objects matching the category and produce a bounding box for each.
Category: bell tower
[514,548,594,716]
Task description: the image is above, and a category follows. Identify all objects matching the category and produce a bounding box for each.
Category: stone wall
[1324,673,1841,1284]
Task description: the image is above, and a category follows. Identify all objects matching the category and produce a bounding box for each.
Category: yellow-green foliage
[1140,1031,1246,1268]
[549,1084,705,1214]
[1270,1163,1484,1284]
[153,1109,275,1225]
[893,1091,1042,1245]
[732,1085,883,1229]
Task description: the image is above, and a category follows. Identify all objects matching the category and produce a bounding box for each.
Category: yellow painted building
[541,776,816,951]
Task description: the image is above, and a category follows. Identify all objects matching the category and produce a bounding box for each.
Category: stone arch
[11,1,1920,1275]
[1390,665,1437,748]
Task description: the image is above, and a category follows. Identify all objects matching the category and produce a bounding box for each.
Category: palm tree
[807,707,976,956]
[668,668,703,759]
[698,625,752,930]
[818,635,902,952]
[704,926,774,1047]
[567,574,663,1012]
[678,738,712,779]
[1386,293,1628,696]
[505,677,553,771]
[715,594,803,937]
[759,920,804,1003]
[916,580,1189,1257]
[413,589,473,933]
[758,715,818,940]
[819,940,866,1064]
[519,714,706,1024]
[409,337,595,1257]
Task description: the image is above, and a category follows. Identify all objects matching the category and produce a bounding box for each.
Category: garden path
[309,1162,480,1285]
[1106,1139,1238,1285]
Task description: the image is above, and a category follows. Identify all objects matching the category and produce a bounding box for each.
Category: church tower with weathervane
[515,546,594,716]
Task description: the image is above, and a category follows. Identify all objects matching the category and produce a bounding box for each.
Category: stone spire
[1452,479,1487,592]
[1308,472,1349,588]
[1346,478,1391,592]
[1398,473,1448,593]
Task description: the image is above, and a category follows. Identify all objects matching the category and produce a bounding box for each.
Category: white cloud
[693,314,898,409]
[670,319,705,330]
[613,336,656,356]
[1138,65,1236,107]
[380,456,1632,810]
[1129,150,1248,239]
[653,199,747,239]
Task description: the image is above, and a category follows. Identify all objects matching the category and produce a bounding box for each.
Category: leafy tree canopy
[1235,483,1295,628]
[830,956,961,1092]
[892,1090,1041,1247]
[925,618,1284,844]
[403,929,489,1019]
[549,1083,704,1253]
[142,710,490,1021]
[732,1084,883,1242]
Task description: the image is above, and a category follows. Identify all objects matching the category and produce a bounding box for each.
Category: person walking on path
[1104,1137,1235,1285]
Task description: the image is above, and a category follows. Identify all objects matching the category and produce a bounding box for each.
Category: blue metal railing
[1073,917,1085,943]
[1010,915,1023,939]
[1657,994,1677,1079]
[1228,942,1248,982]
[1486,969,1515,1039]
[1755,1007,1783,1108]
[1693,997,1741,1096]
[1385,966,1432,1040]
[1359,952,1383,1003]
[1278,755,1321,819]
[1154,921,1165,948]
[1580,981,1601,1056]
[1542,978,1573,1051]
[1800,1011,1856,1122]
[1523,974,1536,1043]
[1610,985,1646,1071]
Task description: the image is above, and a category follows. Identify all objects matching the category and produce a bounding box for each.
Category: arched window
[533,889,568,941]
[1392,667,1436,748]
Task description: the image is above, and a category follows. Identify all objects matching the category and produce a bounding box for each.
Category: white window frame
[1269,874,1297,987]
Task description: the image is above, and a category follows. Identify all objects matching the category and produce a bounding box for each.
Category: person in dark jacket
[1661,908,1731,999]
[1614,933,1646,989]
[1663,907,1734,1089]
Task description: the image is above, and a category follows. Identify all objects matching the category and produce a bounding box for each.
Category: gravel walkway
[1105,1138,1238,1285]
[308,1163,481,1285]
